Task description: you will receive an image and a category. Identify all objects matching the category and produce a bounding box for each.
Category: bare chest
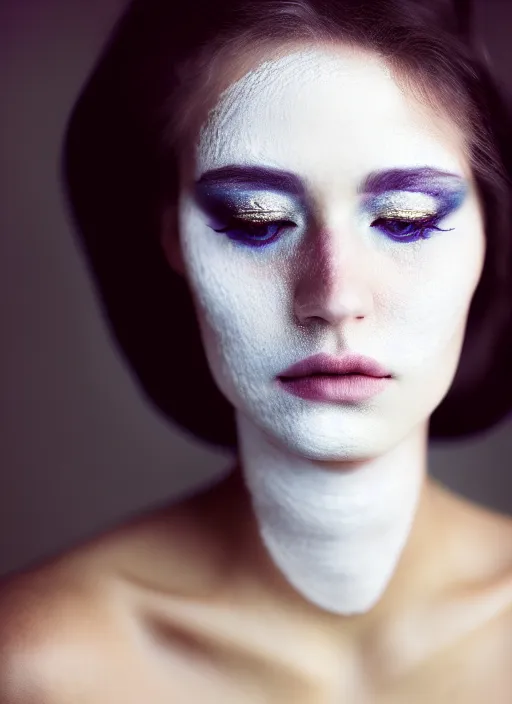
[88,605,512,704]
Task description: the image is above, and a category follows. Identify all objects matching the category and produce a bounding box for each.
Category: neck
[230,412,432,618]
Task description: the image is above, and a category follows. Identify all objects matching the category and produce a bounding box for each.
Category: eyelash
[212,215,453,247]
[212,219,296,247]
[371,216,454,242]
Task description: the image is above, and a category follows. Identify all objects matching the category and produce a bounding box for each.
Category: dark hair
[63,0,512,450]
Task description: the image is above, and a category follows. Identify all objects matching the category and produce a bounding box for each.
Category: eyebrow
[195,165,466,197]
[195,165,306,197]
[359,167,466,195]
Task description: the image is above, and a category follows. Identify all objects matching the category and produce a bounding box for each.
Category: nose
[293,226,374,327]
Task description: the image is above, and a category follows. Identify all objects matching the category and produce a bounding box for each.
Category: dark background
[1,0,511,578]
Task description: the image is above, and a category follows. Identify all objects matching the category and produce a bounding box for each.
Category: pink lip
[277,353,392,403]
[278,353,392,379]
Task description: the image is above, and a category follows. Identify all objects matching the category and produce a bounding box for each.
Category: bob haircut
[63,0,512,450]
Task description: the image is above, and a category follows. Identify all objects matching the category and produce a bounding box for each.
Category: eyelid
[375,208,439,220]
[228,210,296,222]
[197,187,298,207]
[194,186,301,224]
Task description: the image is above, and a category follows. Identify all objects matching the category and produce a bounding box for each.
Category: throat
[235,414,425,616]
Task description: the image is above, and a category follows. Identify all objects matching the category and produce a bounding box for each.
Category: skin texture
[173,46,485,615]
[2,43,512,704]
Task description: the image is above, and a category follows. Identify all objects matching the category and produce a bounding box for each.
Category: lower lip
[277,374,391,402]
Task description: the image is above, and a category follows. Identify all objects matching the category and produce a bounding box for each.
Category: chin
[244,403,410,462]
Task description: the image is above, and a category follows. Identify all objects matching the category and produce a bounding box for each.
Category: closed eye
[212,218,297,247]
[372,216,454,242]
[211,214,453,248]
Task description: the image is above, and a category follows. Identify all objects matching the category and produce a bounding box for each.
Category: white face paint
[173,47,485,614]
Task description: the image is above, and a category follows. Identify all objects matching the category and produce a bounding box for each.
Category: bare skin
[1,468,512,703]
[2,24,511,702]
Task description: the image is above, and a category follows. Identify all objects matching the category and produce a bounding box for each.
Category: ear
[160,204,186,277]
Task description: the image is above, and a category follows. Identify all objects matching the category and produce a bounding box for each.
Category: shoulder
[0,488,229,702]
[439,486,512,637]
[431,481,512,574]
[0,545,126,702]
[421,484,512,643]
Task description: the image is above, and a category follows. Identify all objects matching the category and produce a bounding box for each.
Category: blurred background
[1,0,511,578]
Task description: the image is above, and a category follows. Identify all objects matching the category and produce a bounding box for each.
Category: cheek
[388,225,485,368]
[179,203,288,368]
[187,252,282,339]
[189,262,290,404]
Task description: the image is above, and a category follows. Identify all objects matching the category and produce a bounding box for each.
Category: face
[165,45,485,461]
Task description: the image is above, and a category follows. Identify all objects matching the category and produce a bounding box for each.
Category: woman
[2,0,512,701]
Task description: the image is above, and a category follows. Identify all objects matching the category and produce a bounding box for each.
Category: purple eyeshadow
[193,164,469,248]
[360,167,468,219]
[359,166,465,195]
[195,165,306,199]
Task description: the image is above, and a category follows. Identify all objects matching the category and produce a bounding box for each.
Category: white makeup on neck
[238,414,426,614]
[174,47,485,614]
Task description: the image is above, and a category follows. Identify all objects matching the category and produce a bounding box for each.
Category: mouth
[277,353,392,381]
[276,353,392,403]
[279,373,371,382]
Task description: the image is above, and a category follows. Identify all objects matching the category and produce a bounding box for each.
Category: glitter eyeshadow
[361,168,468,221]
[366,192,439,221]
[194,184,301,229]
[193,165,469,236]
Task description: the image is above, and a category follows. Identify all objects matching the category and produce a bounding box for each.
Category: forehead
[195,46,469,187]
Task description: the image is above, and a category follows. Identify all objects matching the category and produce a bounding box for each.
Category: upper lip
[278,353,392,379]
